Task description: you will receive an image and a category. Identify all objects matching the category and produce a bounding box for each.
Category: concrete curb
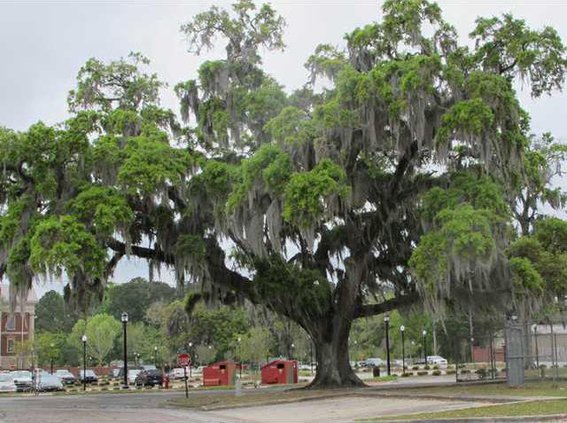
[378,414,567,422]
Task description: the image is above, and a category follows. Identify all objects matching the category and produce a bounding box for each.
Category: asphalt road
[0,388,488,423]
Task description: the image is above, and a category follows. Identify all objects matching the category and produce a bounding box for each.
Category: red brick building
[0,284,37,370]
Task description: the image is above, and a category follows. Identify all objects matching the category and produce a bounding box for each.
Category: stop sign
[177,353,191,366]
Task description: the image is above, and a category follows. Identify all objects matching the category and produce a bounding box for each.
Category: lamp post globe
[121,312,129,389]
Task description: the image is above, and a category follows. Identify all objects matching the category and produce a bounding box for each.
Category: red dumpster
[202,361,236,386]
[261,360,298,385]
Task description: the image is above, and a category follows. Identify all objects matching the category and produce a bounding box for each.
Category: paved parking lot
[0,389,488,423]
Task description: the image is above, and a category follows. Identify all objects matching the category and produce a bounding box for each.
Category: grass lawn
[167,388,355,410]
[359,399,567,421]
[389,380,567,398]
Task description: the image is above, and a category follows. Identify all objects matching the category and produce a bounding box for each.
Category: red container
[202,361,236,386]
[261,360,298,385]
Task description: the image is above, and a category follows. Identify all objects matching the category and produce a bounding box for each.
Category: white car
[128,369,142,384]
[11,370,32,391]
[427,355,448,368]
[0,373,17,392]
[364,358,384,367]
[169,367,187,380]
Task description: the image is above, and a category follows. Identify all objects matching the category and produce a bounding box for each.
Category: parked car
[140,364,157,371]
[0,373,17,393]
[128,368,142,384]
[134,369,163,387]
[363,358,384,367]
[11,370,33,392]
[427,355,448,368]
[37,374,64,392]
[54,369,76,385]
[78,369,98,384]
[169,367,187,380]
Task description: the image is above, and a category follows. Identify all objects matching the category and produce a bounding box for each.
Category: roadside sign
[178,353,191,366]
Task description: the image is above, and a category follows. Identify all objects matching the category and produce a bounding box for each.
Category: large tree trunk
[307,313,365,388]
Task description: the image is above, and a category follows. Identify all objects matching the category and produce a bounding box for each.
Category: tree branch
[354,291,419,318]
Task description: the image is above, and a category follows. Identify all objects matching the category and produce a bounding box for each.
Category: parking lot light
[422,330,427,366]
[400,325,405,373]
[121,312,129,389]
[384,315,391,376]
[81,335,87,392]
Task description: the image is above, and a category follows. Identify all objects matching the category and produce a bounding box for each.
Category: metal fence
[453,317,567,384]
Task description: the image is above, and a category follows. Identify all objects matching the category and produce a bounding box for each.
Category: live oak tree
[1,0,566,387]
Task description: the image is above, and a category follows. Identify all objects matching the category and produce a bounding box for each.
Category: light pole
[400,325,406,373]
[154,346,158,367]
[81,335,87,392]
[50,343,55,374]
[384,315,391,375]
[290,343,295,360]
[237,337,242,378]
[121,312,129,389]
[422,330,427,366]
[188,342,193,378]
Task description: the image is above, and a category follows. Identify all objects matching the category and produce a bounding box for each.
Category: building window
[6,315,16,331]
[7,339,15,353]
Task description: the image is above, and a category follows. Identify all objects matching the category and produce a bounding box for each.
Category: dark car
[78,369,98,384]
[54,369,76,385]
[134,369,163,387]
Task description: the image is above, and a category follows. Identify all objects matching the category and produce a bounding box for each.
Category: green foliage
[70,314,121,365]
[253,256,332,320]
[117,135,191,194]
[69,186,133,236]
[100,278,177,323]
[29,216,107,279]
[227,144,292,210]
[35,290,77,333]
[283,159,349,227]
[438,99,494,143]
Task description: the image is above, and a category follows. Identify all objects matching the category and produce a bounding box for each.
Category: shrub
[433,365,440,370]
[460,369,470,374]
[432,370,442,376]
[412,366,419,370]
[417,371,428,376]
[401,372,412,377]
[424,365,431,370]
[446,369,456,375]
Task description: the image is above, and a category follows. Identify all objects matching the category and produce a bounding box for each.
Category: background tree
[70,314,121,365]
[100,278,178,323]
[35,290,77,333]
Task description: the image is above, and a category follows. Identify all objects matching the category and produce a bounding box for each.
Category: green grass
[360,399,567,421]
[390,380,567,398]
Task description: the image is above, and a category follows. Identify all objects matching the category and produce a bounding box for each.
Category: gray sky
[1,0,566,297]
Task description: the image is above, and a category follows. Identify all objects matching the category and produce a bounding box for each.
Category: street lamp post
[237,337,242,378]
[422,330,427,366]
[188,342,193,379]
[121,312,129,389]
[400,325,406,373]
[81,335,87,391]
[384,315,391,376]
[50,343,55,374]
[154,346,158,367]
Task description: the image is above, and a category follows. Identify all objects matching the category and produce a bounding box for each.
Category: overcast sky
[1,0,566,298]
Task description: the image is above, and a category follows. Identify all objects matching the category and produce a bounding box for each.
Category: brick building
[0,284,37,370]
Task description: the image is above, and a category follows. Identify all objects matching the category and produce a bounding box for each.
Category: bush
[424,365,431,370]
[446,369,456,375]
[433,365,440,370]
[401,372,412,377]
[460,369,470,374]
[417,371,428,376]
[432,370,442,376]
[412,366,419,371]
